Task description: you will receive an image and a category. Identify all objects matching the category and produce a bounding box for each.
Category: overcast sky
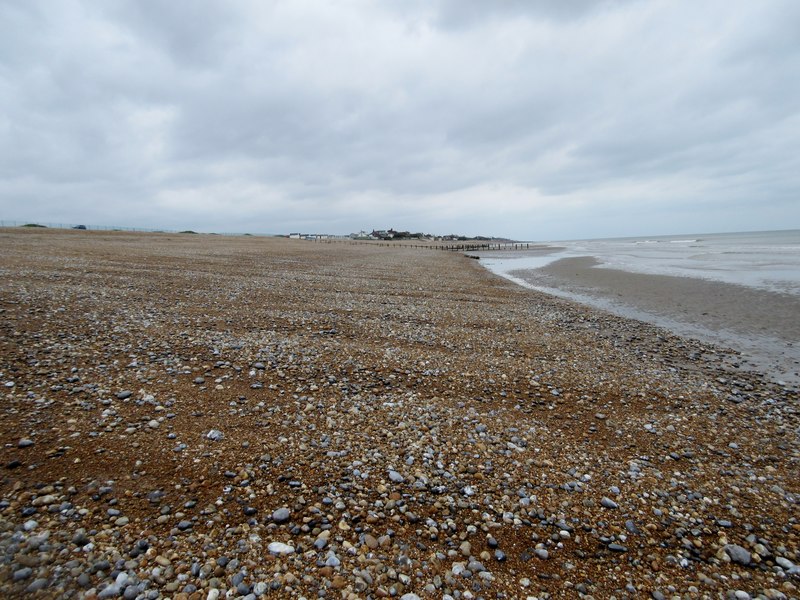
[1,0,798,240]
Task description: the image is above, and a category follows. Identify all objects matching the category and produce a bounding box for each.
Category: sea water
[479,230,800,386]
[481,230,800,297]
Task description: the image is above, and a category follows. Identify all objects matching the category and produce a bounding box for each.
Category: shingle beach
[1,229,798,599]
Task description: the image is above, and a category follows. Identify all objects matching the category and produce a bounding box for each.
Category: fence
[322,239,534,252]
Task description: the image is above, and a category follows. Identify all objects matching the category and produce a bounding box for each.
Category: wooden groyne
[315,239,534,252]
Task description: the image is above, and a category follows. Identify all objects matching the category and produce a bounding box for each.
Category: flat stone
[601,497,618,509]
[608,543,627,552]
[267,542,294,555]
[26,578,49,593]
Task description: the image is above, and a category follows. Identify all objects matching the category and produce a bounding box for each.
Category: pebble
[601,497,619,509]
[253,582,268,596]
[205,429,224,441]
[724,544,752,566]
[608,543,628,552]
[26,578,49,593]
[272,507,291,523]
[267,542,295,555]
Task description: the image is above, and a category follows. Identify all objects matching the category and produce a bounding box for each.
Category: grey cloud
[430,0,631,29]
[98,0,239,69]
[0,0,798,239]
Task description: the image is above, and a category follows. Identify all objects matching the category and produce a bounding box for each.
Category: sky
[1,0,798,241]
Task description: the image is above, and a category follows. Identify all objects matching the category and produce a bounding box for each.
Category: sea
[478,229,800,386]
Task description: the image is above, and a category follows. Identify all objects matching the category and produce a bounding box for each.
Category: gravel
[0,230,798,600]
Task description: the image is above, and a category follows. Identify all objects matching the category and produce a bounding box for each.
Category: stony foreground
[0,229,798,600]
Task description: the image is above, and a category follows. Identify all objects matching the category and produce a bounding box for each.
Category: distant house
[289,233,301,239]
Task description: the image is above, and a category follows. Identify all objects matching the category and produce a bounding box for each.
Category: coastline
[1,230,798,599]
[504,256,800,387]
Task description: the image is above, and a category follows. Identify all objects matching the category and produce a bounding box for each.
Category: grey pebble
[26,579,49,593]
[97,585,120,599]
[601,497,619,509]
[272,507,290,523]
[253,581,268,596]
[123,586,139,600]
[724,544,752,565]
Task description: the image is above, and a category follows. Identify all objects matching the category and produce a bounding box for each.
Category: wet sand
[1,229,799,599]
[509,257,800,386]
